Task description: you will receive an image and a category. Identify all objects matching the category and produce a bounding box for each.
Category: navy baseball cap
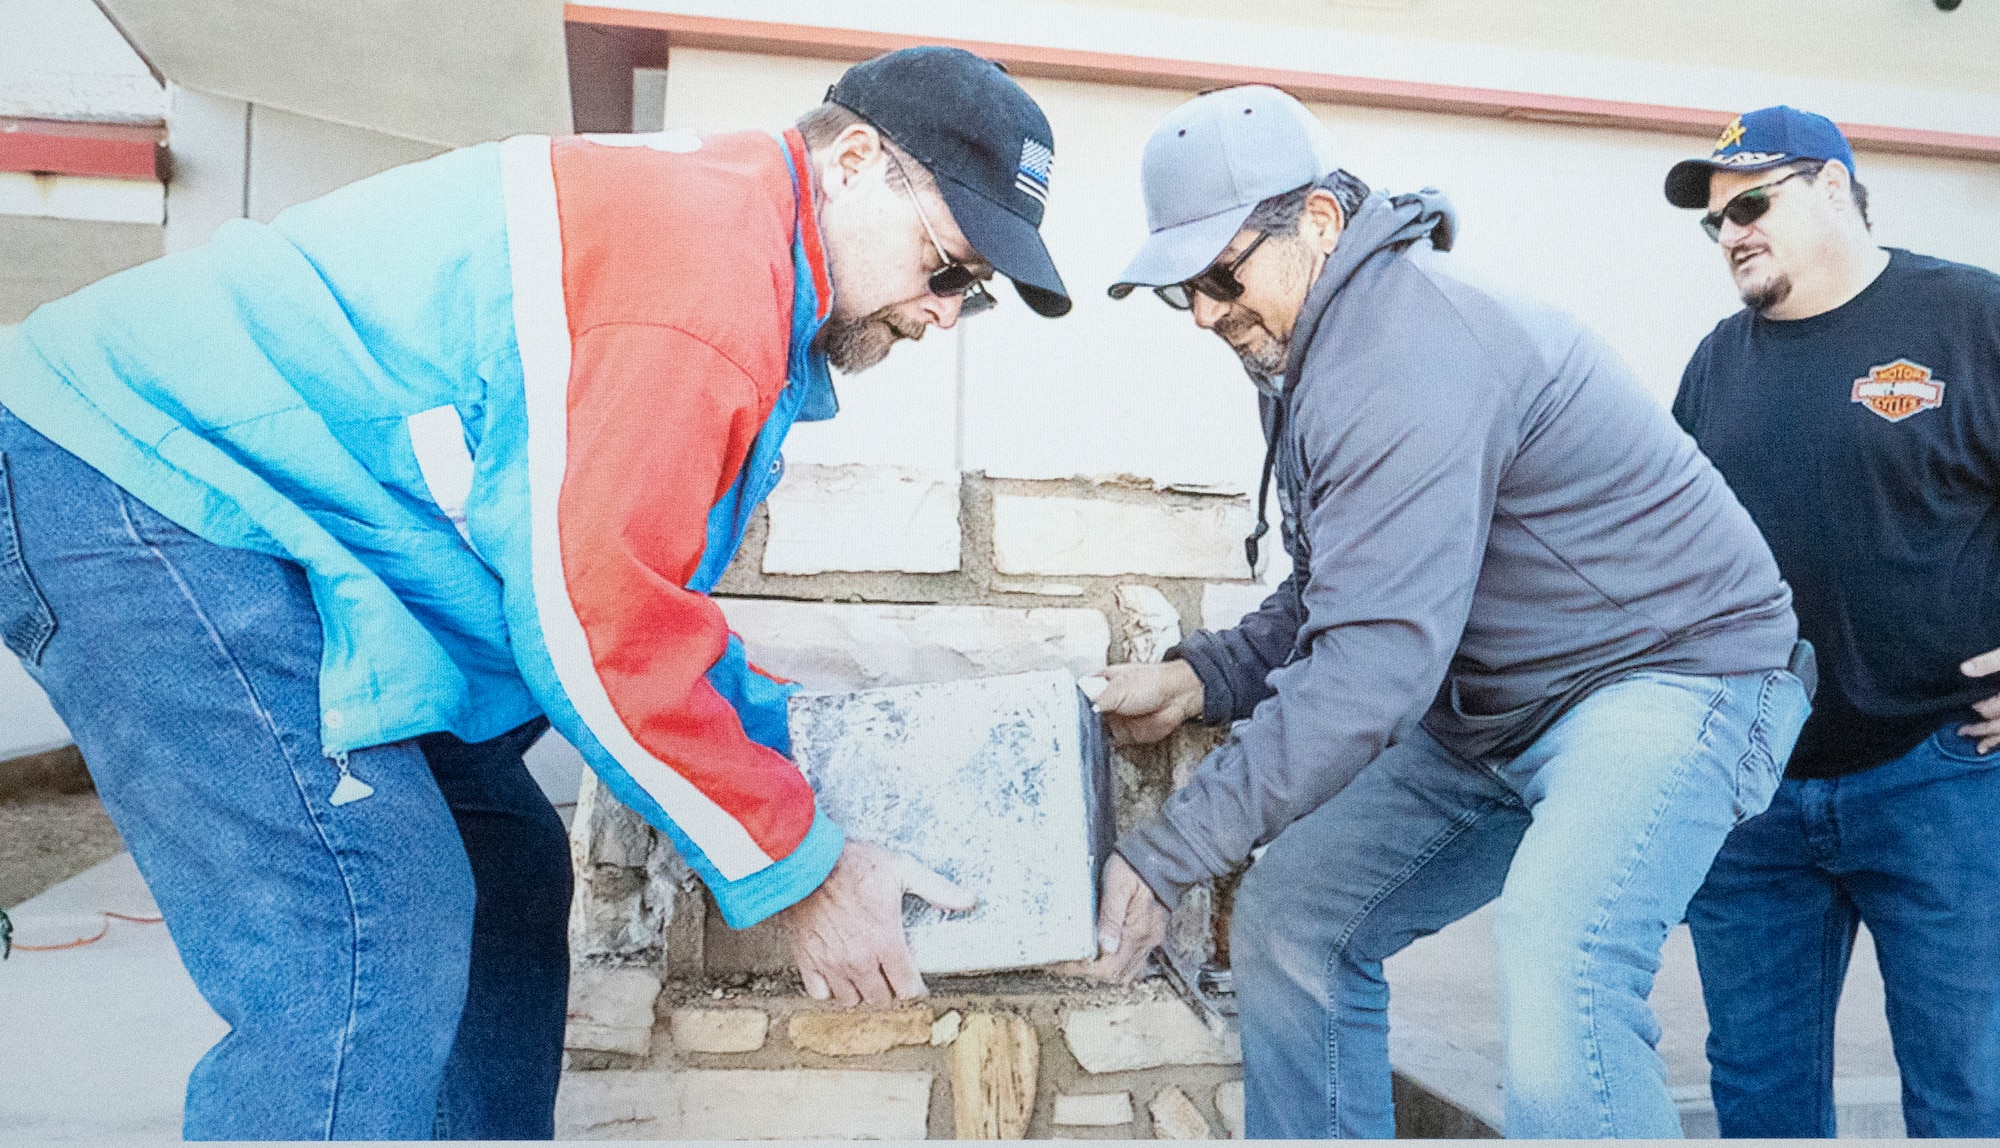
[1109,86,1339,298]
[1664,105,1857,208]
[828,47,1071,317]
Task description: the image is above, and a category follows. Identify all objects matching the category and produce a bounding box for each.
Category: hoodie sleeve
[1116,315,1516,907]
[1172,572,1305,725]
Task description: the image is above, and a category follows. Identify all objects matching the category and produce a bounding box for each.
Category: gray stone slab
[788,669,1112,975]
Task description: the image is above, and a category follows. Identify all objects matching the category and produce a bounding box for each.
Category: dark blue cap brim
[1665,155,1794,208]
[937,176,1071,317]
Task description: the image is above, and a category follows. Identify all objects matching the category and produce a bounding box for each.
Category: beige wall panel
[163,85,248,254]
[662,50,960,477]
[0,216,161,324]
[245,106,445,225]
[96,0,569,147]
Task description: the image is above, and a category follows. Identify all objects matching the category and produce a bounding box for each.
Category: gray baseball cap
[1109,85,1339,299]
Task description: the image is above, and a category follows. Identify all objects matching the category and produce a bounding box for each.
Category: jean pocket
[1733,669,1807,824]
[1929,727,2000,764]
[0,452,57,664]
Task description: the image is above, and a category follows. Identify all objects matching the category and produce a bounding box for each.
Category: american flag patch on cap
[1016,138,1053,205]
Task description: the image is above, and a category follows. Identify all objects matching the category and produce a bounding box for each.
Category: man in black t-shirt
[1668,105,2000,1138]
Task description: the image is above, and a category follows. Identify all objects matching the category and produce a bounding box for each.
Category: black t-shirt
[1674,248,2000,778]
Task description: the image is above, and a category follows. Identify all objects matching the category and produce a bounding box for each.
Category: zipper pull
[328,750,375,807]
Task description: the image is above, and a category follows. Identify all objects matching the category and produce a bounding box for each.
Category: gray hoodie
[1117,191,1798,906]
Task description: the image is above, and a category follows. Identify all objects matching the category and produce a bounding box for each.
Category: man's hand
[1959,646,2000,753]
[1081,853,1169,982]
[1088,661,1205,746]
[779,839,975,1007]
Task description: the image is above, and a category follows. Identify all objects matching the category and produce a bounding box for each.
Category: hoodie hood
[1282,188,1456,392]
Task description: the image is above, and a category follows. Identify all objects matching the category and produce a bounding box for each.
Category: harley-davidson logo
[1851,359,1944,423]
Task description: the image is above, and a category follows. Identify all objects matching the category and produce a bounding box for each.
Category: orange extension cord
[7,910,163,953]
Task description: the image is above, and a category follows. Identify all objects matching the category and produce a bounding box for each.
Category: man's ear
[1298,188,1346,255]
[1819,159,1855,209]
[820,123,885,198]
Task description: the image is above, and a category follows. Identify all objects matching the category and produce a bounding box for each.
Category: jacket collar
[780,127,839,422]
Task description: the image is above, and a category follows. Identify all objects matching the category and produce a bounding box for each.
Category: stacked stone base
[560,972,1245,1140]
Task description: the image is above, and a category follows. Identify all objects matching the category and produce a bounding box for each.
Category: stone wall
[559,464,1264,1139]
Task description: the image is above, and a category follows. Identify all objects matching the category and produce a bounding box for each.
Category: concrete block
[763,464,960,574]
[1201,582,1274,632]
[1215,1080,1245,1139]
[1053,1091,1134,1127]
[1115,584,1183,664]
[1063,1001,1241,1073]
[720,599,1110,691]
[788,1007,932,1056]
[788,670,1113,974]
[670,1008,768,1054]
[1148,1086,1212,1139]
[566,773,674,963]
[949,1013,1039,1139]
[555,1068,933,1139]
[992,495,1254,579]
[564,967,660,1057]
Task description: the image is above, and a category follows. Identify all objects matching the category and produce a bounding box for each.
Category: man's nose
[1716,214,1758,252]
[920,291,962,331]
[1190,292,1226,330]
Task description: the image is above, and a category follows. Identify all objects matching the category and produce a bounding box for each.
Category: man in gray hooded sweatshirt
[1089,86,1813,1139]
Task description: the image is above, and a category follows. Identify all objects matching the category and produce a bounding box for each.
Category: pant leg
[1686,777,1856,1139]
[422,719,572,1141]
[1231,726,1531,1139]
[1492,666,1810,1139]
[2,404,478,1140]
[1836,730,2000,1138]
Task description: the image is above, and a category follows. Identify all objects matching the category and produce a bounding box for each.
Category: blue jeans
[1688,726,2000,1138]
[0,404,572,1140]
[1231,667,1809,1138]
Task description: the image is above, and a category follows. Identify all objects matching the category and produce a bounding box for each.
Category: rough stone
[789,671,1109,974]
[555,1068,933,1140]
[566,773,677,964]
[1215,1079,1245,1139]
[931,1009,963,1046]
[950,1013,1040,1140]
[563,967,660,1057]
[1201,582,1273,632]
[1114,583,1183,664]
[1149,1086,1213,1139]
[991,495,1255,579]
[1053,1091,1135,1127]
[1063,1001,1242,1073]
[762,464,960,575]
[669,1007,768,1054]
[788,1007,934,1056]
[718,599,1110,691]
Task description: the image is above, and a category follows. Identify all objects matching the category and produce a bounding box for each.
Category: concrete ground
[1385,905,1905,1137]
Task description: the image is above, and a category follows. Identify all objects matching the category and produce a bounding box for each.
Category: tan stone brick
[992,495,1254,579]
[1149,1086,1213,1139]
[1062,1000,1241,1073]
[788,1006,934,1056]
[1215,1079,1245,1139]
[555,1068,932,1139]
[950,1013,1039,1139]
[1053,1091,1135,1127]
[669,1007,768,1054]
[762,464,960,575]
[563,967,659,1057]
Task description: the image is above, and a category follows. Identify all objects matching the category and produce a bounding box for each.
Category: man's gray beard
[1244,360,1285,398]
[1740,271,1793,314]
[820,310,924,374]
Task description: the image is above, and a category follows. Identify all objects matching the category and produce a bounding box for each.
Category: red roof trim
[564,6,2000,165]
[0,118,165,181]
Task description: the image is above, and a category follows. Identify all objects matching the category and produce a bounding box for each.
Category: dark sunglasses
[1701,168,1814,242]
[888,151,997,315]
[1154,232,1269,310]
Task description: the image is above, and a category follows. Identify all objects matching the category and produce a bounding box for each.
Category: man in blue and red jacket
[0,47,1068,1140]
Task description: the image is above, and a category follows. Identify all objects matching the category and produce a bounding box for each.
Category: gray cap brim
[1107,203,1256,299]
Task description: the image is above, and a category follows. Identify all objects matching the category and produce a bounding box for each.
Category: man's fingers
[895,855,977,912]
[800,966,832,1002]
[1964,647,2000,678]
[1972,694,2000,720]
[880,945,929,1001]
[1077,675,1109,703]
